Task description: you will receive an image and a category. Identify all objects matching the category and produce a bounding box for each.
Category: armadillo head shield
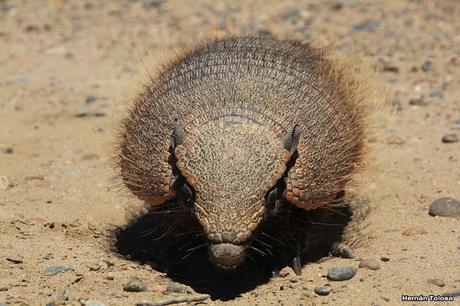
[174,119,291,269]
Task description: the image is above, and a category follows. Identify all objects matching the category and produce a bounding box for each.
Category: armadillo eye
[177,182,195,207]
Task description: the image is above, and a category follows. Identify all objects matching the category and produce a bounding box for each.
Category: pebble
[358,259,380,270]
[330,242,354,259]
[441,134,458,143]
[123,277,148,292]
[427,278,445,287]
[166,282,194,294]
[402,226,427,236]
[453,120,460,129]
[430,90,444,98]
[85,95,98,104]
[314,285,332,296]
[279,266,295,277]
[2,147,13,154]
[44,265,73,276]
[83,300,108,306]
[429,197,460,217]
[327,267,357,281]
[421,59,433,72]
[443,290,460,297]
[409,98,427,106]
[380,257,390,262]
[53,288,69,301]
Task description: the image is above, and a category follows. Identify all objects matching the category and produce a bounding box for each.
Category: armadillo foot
[292,254,302,275]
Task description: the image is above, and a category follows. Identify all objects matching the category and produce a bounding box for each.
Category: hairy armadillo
[116,36,369,273]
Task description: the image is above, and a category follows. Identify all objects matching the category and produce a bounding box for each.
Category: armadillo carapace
[117,36,367,271]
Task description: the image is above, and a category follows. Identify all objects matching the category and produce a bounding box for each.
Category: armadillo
[116,36,369,273]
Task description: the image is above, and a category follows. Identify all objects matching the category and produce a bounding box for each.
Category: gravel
[44,265,73,276]
[429,197,460,217]
[358,259,381,270]
[327,267,358,281]
[314,284,333,296]
[441,134,459,143]
[427,278,445,287]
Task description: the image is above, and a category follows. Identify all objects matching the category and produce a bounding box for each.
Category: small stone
[402,226,427,236]
[429,197,460,217]
[53,288,69,301]
[442,290,460,297]
[327,267,357,281]
[330,242,354,259]
[44,265,73,276]
[85,95,98,104]
[427,278,445,287]
[442,134,459,143]
[105,272,115,280]
[453,120,460,129]
[380,257,390,262]
[358,259,380,270]
[314,285,332,296]
[279,266,295,277]
[421,59,433,72]
[2,147,13,154]
[83,300,108,306]
[166,282,194,294]
[123,277,147,292]
[430,90,444,98]
[409,98,427,106]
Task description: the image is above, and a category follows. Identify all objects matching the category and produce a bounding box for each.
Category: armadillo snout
[209,243,245,270]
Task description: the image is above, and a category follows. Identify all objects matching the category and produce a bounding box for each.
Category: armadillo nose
[209,243,245,270]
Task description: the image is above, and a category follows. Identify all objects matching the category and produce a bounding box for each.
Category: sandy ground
[1,0,460,305]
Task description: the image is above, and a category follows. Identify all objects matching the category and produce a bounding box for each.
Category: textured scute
[174,119,289,240]
[118,35,366,217]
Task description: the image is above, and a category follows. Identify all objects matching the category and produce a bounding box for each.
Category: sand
[1,0,459,305]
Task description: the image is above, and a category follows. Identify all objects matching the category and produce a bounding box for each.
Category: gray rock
[85,95,98,104]
[427,278,445,287]
[442,134,459,143]
[327,266,357,281]
[429,197,460,217]
[442,290,460,297]
[314,285,332,296]
[430,90,444,98]
[83,300,108,306]
[166,282,194,294]
[421,59,433,72]
[53,288,69,300]
[123,277,147,292]
[44,265,73,276]
[453,119,460,129]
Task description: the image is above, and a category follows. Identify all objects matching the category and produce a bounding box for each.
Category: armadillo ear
[171,119,185,146]
[283,124,301,156]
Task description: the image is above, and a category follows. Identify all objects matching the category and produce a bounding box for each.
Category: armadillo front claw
[292,254,302,276]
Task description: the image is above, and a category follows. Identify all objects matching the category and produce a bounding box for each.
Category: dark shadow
[113,192,361,301]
